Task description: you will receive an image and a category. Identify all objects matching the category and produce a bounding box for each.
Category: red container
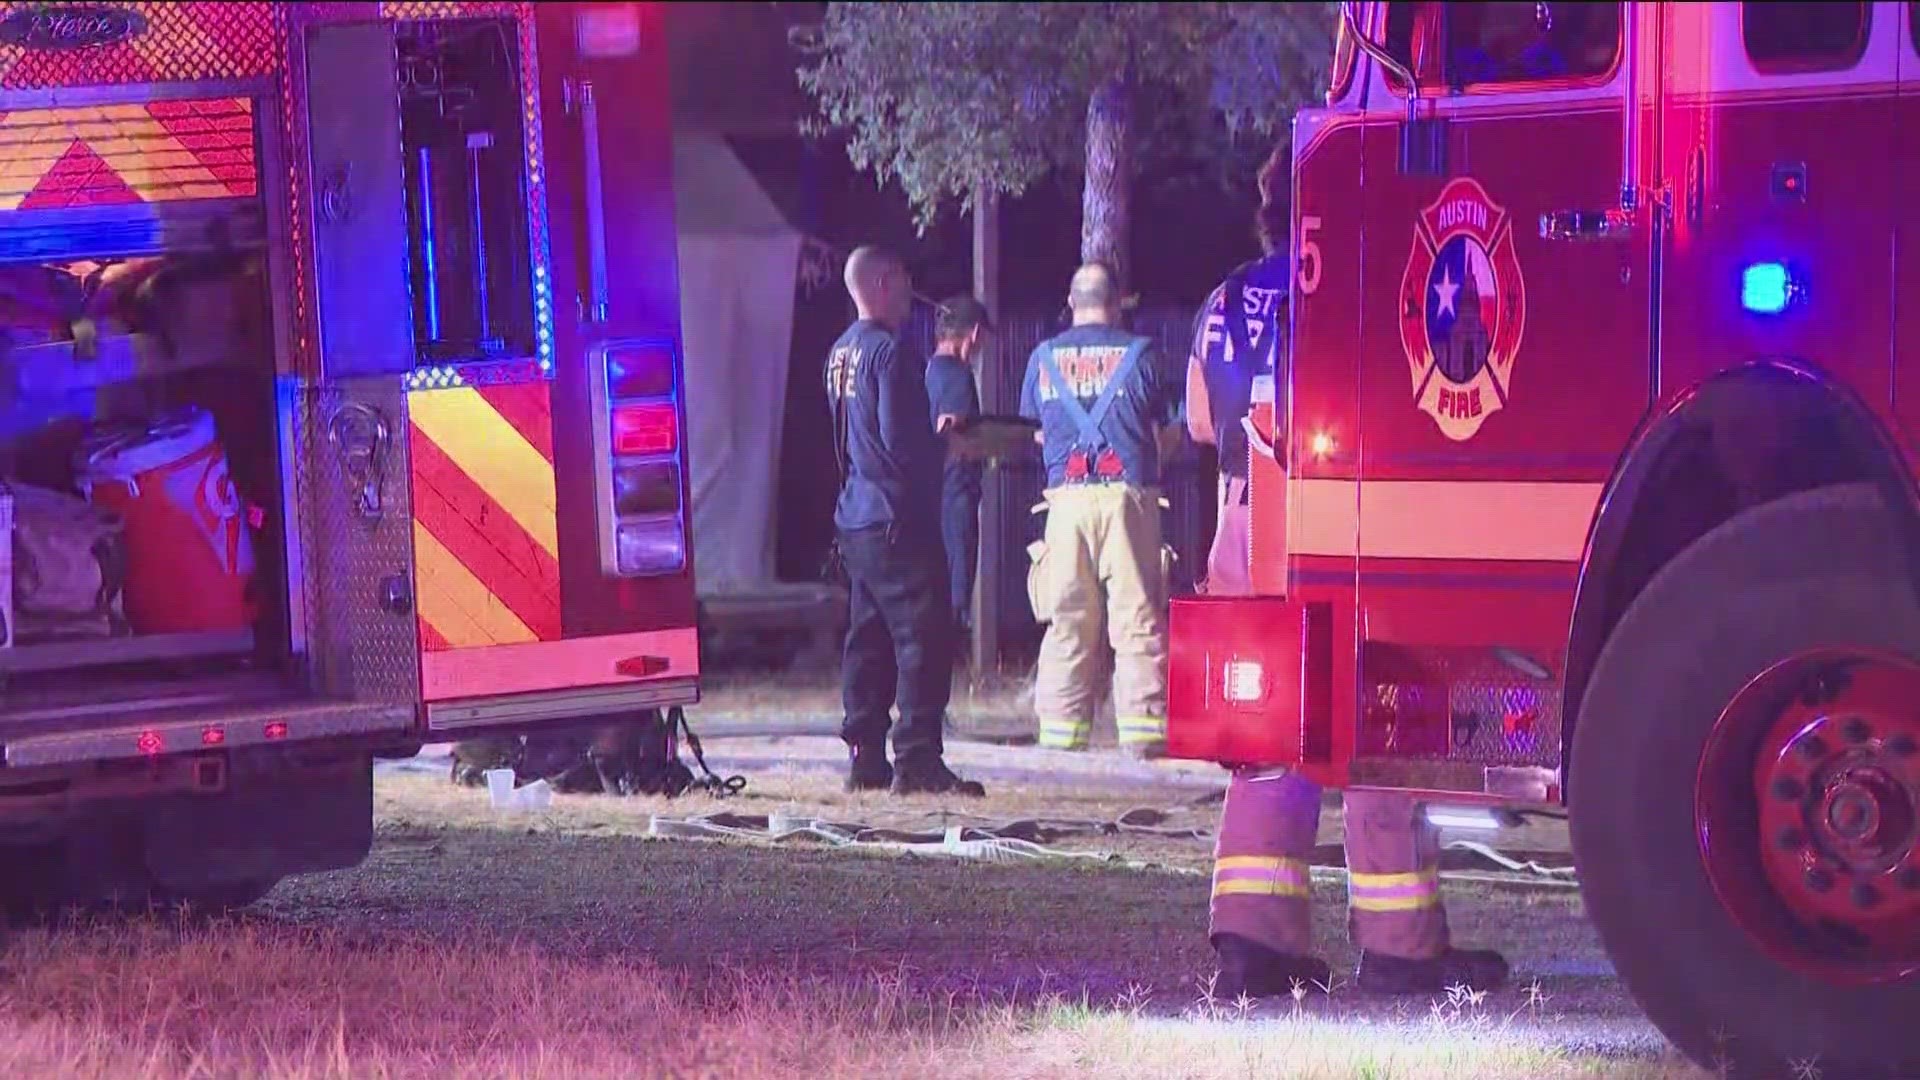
[1166,594,1332,768]
[80,409,256,634]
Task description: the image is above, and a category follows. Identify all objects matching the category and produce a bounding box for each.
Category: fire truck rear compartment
[0,129,300,731]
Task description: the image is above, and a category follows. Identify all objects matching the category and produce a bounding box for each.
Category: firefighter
[1021,264,1180,759]
[926,295,991,645]
[1187,149,1510,997]
[827,246,986,798]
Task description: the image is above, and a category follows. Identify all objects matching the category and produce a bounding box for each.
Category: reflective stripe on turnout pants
[1028,484,1167,752]
[1209,778,1452,961]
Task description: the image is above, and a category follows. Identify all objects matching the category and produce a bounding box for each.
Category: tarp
[672,131,801,596]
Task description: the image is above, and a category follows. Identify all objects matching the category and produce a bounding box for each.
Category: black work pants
[939,486,981,632]
[838,524,952,766]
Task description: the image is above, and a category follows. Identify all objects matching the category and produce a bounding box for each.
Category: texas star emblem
[1398,178,1527,441]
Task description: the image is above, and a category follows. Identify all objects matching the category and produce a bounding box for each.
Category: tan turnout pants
[1027,484,1168,753]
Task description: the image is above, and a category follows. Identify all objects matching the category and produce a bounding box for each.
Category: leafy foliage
[794,2,1338,232]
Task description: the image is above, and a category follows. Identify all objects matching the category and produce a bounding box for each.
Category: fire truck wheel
[1573,482,1920,1079]
[149,878,281,915]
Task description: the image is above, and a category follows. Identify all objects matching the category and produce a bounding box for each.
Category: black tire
[149,878,280,915]
[1573,482,1920,1077]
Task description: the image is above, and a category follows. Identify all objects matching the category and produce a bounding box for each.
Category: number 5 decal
[1297,214,1323,296]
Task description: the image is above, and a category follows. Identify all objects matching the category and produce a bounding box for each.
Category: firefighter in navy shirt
[825,246,985,798]
[1020,263,1181,758]
[1188,147,1508,998]
[925,295,991,644]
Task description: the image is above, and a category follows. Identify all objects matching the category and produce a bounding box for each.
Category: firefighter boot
[1212,933,1331,1000]
[1354,947,1510,995]
[1209,768,1323,998]
[844,743,893,793]
[890,756,986,797]
[1343,790,1511,994]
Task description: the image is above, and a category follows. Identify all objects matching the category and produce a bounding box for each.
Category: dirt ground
[0,726,1704,1078]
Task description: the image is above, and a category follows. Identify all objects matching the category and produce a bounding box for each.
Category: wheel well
[1562,361,1920,802]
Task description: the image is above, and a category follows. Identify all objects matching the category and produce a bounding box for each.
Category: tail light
[611,402,678,457]
[591,341,686,577]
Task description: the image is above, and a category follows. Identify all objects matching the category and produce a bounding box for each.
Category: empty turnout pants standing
[1209,774,1450,963]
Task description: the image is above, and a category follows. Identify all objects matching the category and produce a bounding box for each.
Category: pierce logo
[0,5,149,51]
[1398,177,1527,442]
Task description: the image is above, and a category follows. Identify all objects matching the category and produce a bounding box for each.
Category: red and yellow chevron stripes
[407,382,561,654]
[0,97,257,211]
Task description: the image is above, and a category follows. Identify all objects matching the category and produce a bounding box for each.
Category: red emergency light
[611,402,678,457]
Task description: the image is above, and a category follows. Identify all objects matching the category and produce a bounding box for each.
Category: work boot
[844,744,893,793]
[1212,933,1332,1000]
[891,757,986,798]
[1354,947,1510,994]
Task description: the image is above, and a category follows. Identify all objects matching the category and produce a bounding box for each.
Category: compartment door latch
[327,402,390,523]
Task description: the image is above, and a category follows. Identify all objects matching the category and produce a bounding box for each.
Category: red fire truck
[1168,1,1920,1074]
[0,3,697,912]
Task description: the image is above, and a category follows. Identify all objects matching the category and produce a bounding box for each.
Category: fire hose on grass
[439,713,1579,888]
[629,807,1580,888]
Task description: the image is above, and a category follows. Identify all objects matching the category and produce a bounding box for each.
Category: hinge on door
[1685,145,1706,228]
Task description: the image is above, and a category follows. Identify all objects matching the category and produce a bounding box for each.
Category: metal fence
[901,299,1216,665]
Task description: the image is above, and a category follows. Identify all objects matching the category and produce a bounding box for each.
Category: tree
[793,2,1336,294]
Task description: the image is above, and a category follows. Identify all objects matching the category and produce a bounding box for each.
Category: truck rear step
[1,675,408,768]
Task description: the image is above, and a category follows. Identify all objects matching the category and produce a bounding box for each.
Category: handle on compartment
[567,78,611,324]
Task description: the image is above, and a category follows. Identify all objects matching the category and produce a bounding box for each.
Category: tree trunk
[1081,73,1134,297]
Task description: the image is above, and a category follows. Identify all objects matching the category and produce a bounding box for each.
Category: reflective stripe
[1117,716,1166,746]
[1289,479,1600,563]
[1039,717,1091,749]
[1211,855,1310,899]
[1349,867,1441,912]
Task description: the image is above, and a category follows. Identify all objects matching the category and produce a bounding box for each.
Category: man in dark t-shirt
[825,246,985,798]
[925,295,991,643]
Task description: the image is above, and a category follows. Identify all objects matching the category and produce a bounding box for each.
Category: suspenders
[1036,338,1147,482]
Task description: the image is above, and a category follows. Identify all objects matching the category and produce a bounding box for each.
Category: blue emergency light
[1741,262,1797,315]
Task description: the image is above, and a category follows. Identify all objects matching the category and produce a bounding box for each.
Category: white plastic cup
[485,768,515,808]
[515,779,553,810]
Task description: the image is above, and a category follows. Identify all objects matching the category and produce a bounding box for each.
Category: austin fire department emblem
[1398,178,1527,441]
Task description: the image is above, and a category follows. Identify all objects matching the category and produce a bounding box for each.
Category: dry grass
[0,919,1697,1080]
[0,760,1682,1079]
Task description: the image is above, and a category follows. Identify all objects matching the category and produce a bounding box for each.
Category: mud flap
[142,747,374,887]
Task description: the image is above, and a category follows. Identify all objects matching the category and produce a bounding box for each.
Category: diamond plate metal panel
[1361,645,1564,769]
[0,3,278,89]
[293,377,420,704]
[379,2,524,20]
